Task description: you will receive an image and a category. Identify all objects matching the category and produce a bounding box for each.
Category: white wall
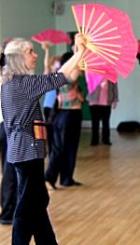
[55,0,140,128]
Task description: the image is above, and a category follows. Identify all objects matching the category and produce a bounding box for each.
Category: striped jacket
[1,72,66,164]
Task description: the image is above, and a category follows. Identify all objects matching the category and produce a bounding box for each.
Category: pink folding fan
[72,3,138,80]
[32,29,71,45]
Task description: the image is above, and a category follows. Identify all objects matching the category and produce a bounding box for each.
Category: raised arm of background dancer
[42,42,51,74]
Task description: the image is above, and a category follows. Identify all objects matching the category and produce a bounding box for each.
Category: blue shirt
[43,90,57,108]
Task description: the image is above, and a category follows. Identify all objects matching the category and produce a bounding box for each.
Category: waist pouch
[33,120,47,140]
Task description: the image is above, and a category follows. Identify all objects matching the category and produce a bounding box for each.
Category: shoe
[45,175,57,190]
[45,180,57,190]
[71,180,83,186]
[90,142,99,146]
[0,218,12,225]
[103,141,112,145]
[61,180,83,187]
[90,141,99,146]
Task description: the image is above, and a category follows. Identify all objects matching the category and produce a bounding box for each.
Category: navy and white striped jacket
[1,72,66,164]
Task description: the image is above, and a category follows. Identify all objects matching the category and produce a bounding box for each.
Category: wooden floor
[1,130,140,244]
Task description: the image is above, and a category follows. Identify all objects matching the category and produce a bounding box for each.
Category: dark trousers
[0,122,17,220]
[0,162,17,220]
[12,159,58,245]
[90,105,111,144]
[0,122,7,169]
[44,107,54,155]
[45,110,82,186]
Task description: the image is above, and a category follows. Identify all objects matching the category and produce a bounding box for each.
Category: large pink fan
[72,3,138,79]
[85,72,104,94]
[32,29,71,45]
[79,48,118,83]
[85,68,118,94]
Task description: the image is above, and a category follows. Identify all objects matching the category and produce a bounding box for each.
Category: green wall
[0,0,55,72]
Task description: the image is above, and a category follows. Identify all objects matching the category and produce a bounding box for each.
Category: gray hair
[1,38,34,83]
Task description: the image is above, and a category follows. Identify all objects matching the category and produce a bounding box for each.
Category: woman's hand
[41,41,52,50]
[112,102,117,109]
[74,33,86,53]
[58,34,86,78]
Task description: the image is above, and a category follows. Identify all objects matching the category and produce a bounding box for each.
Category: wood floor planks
[1,130,140,244]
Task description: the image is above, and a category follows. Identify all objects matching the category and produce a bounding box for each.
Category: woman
[0,117,17,225]
[0,42,17,225]
[87,79,118,146]
[0,35,85,244]
[0,97,16,225]
[45,51,84,188]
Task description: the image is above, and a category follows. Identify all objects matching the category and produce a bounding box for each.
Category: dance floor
[1,129,140,244]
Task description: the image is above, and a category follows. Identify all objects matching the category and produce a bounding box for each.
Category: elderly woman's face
[23,46,38,70]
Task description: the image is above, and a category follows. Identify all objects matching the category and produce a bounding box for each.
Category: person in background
[45,51,84,188]
[0,116,17,225]
[0,34,85,244]
[42,44,61,154]
[136,40,140,64]
[0,57,17,225]
[87,79,118,146]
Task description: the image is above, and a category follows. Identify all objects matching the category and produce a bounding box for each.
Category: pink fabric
[85,70,117,94]
[88,80,108,106]
[72,3,138,79]
[99,80,108,105]
[32,29,71,45]
[85,72,104,94]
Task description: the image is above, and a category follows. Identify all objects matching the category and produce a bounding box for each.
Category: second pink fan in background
[32,28,71,45]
